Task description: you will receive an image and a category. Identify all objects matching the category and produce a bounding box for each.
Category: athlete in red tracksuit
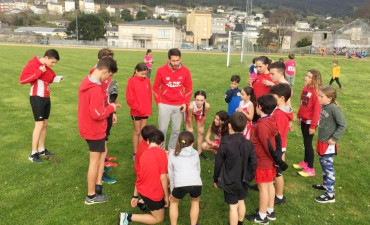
[152,48,192,150]
[126,62,152,158]
[78,57,119,205]
[19,49,60,163]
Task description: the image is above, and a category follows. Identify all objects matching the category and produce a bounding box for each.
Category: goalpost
[226,31,254,67]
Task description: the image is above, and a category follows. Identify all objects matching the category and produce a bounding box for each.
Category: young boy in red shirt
[119,129,169,225]
[78,57,119,205]
[270,84,293,205]
[246,94,287,224]
[19,49,60,163]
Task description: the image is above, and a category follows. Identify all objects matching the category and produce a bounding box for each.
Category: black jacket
[213,133,257,193]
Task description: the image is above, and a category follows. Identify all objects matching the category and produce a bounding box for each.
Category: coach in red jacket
[19,49,59,163]
[153,48,192,150]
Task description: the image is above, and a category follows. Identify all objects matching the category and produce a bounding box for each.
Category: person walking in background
[144,49,154,79]
[284,54,296,86]
[153,48,193,151]
[329,60,342,90]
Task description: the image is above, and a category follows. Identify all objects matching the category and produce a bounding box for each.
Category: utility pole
[76,12,78,43]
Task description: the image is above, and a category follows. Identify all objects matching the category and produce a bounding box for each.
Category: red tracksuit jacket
[126,76,152,117]
[19,56,56,98]
[153,63,192,105]
[272,107,294,149]
[78,76,115,140]
[297,85,321,130]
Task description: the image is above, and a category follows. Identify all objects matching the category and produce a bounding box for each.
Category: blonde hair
[307,69,323,93]
[320,86,338,106]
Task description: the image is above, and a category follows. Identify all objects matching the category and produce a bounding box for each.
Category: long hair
[211,110,229,136]
[194,90,207,115]
[174,131,194,156]
[242,86,256,107]
[146,49,152,55]
[307,69,323,93]
[133,62,148,76]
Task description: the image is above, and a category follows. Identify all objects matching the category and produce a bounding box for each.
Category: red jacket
[297,85,321,129]
[19,56,56,98]
[272,107,294,149]
[126,76,152,117]
[252,73,272,100]
[253,116,279,169]
[153,63,192,105]
[78,76,115,140]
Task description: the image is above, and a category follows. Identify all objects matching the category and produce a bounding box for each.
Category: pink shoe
[298,167,316,177]
[293,161,308,169]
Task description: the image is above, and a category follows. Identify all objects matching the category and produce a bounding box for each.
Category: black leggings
[329,78,342,88]
[301,122,315,168]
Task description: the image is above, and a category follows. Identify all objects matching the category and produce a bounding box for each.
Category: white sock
[31,150,38,155]
[38,148,45,153]
[259,211,267,219]
[267,207,274,214]
[276,195,284,199]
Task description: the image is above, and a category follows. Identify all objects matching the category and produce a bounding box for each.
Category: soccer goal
[226,31,255,67]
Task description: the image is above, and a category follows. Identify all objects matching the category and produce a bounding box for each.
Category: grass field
[0,44,369,225]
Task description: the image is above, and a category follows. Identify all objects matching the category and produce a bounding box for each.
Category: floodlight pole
[227,31,231,67]
[76,12,78,43]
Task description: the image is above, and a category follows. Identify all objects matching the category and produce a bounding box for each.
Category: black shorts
[30,96,51,121]
[172,186,202,199]
[140,194,165,211]
[224,188,247,205]
[86,138,106,152]
[105,113,113,141]
[131,115,149,121]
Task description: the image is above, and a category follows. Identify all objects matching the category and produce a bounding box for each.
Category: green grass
[0,44,369,225]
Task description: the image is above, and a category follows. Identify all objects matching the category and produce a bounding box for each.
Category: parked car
[202,46,213,51]
[221,47,228,52]
[39,40,49,45]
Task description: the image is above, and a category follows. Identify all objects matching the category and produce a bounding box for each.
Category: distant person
[284,54,296,86]
[168,131,202,225]
[153,48,193,150]
[249,57,257,81]
[313,86,346,203]
[126,63,152,160]
[293,70,323,177]
[225,75,242,116]
[185,90,211,159]
[214,112,257,225]
[144,49,154,78]
[329,60,342,90]
[278,58,284,63]
[19,49,60,163]
[78,57,119,205]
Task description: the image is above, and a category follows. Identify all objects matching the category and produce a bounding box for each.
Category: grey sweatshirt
[318,103,347,142]
[168,146,202,191]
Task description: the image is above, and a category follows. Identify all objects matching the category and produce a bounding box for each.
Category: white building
[47,2,63,15]
[14,1,27,11]
[295,21,310,31]
[155,6,165,14]
[14,27,67,37]
[106,5,115,15]
[212,15,227,34]
[79,0,94,14]
[30,5,47,14]
[64,0,75,12]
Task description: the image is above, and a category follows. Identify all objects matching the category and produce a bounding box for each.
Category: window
[140,28,146,34]
[323,33,327,39]
[158,29,170,38]
[140,40,145,48]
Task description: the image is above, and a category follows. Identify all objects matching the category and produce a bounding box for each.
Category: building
[312,19,370,52]
[211,15,227,34]
[79,0,94,14]
[118,19,182,49]
[30,5,47,14]
[105,5,115,15]
[14,27,67,37]
[0,0,14,12]
[64,0,75,12]
[47,2,63,15]
[186,11,212,47]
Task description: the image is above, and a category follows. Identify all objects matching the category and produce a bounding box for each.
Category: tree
[268,8,297,48]
[121,9,133,22]
[97,9,111,22]
[263,10,271,18]
[136,10,147,20]
[296,36,312,47]
[257,28,278,47]
[67,13,106,40]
